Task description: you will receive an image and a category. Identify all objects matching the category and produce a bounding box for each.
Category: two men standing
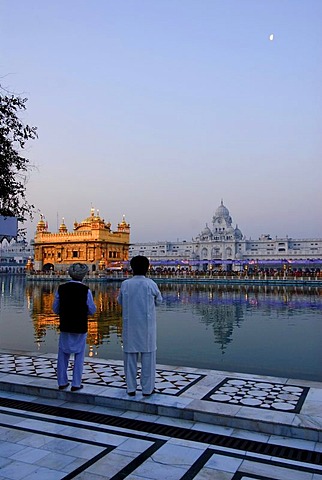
[53,256,162,396]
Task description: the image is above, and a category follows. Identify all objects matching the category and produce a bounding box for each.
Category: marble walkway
[0,349,321,479]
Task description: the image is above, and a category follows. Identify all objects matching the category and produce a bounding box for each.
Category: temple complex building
[33,208,130,272]
[129,200,322,271]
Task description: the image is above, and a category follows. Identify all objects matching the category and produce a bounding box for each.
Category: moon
[269,34,274,41]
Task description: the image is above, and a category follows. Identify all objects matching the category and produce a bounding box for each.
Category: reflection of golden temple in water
[19,279,322,356]
[25,283,123,351]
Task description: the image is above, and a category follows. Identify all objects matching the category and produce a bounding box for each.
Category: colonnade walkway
[0,349,321,479]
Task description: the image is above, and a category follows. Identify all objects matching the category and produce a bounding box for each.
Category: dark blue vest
[58,281,89,333]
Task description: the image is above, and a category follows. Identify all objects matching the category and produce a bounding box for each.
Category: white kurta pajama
[118,275,163,394]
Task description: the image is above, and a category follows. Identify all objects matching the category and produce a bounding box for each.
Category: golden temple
[33,208,130,273]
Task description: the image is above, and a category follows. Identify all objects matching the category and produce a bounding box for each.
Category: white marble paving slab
[116,437,154,454]
[86,451,138,478]
[204,453,243,473]
[240,458,317,479]
[151,441,203,466]
[10,445,51,464]
[0,459,40,479]
[193,467,234,479]
[131,457,188,480]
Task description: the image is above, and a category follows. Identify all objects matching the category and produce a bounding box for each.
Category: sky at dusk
[1,0,321,243]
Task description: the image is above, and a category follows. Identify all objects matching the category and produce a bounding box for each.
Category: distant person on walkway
[117,256,163,396]
[53,263,96,391]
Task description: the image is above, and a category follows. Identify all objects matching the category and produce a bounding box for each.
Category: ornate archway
[43,263,54,272]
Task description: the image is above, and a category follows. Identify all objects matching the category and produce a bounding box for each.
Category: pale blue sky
[1,0,321,242]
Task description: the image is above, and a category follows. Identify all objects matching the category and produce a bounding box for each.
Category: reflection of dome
[215,200,229,218]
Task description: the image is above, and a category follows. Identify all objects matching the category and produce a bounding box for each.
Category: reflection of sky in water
[1,277,321,381]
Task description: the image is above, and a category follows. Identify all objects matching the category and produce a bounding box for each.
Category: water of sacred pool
[1,276,321,382]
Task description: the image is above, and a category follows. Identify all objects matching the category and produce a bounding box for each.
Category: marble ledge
[300,401,322,417]
[186,398,242,417]
[0,374,36,385]
[292,415,322,440]
[237,405,296,424]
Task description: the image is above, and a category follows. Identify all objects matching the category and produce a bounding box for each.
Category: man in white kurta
[118,256,163,396]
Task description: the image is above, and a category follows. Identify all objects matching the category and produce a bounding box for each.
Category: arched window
[212,247,221,258]
[201,248,208,259]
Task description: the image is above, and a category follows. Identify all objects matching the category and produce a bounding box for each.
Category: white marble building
[0,237,34,273]
[129,201,322,270]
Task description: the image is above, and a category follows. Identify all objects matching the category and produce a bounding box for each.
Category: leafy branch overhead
[0,90,38,222]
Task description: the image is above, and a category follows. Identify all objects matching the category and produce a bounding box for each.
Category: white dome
[202,224,212,236]
[215,200,229,218]
[234,227,243,239]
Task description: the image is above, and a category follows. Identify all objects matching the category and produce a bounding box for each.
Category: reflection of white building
[0,237,34,273]
[129,200,322,270]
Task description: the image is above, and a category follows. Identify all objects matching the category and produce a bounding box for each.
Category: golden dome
[74,208,111,232]
[37,215,45,227]
[118,215,130,231]
[36,214,47,232]
[81,208,102,224]
[59,218,67,233]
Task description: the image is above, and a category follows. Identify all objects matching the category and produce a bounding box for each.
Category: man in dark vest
[53,263,96,391]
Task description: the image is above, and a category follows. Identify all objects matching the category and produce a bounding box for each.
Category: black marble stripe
[109,440,166,480]
[62,448,116,480]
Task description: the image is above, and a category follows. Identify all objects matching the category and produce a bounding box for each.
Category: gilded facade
[33,208,130,272]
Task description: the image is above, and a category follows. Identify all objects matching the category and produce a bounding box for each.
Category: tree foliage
[0,88,38,222]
